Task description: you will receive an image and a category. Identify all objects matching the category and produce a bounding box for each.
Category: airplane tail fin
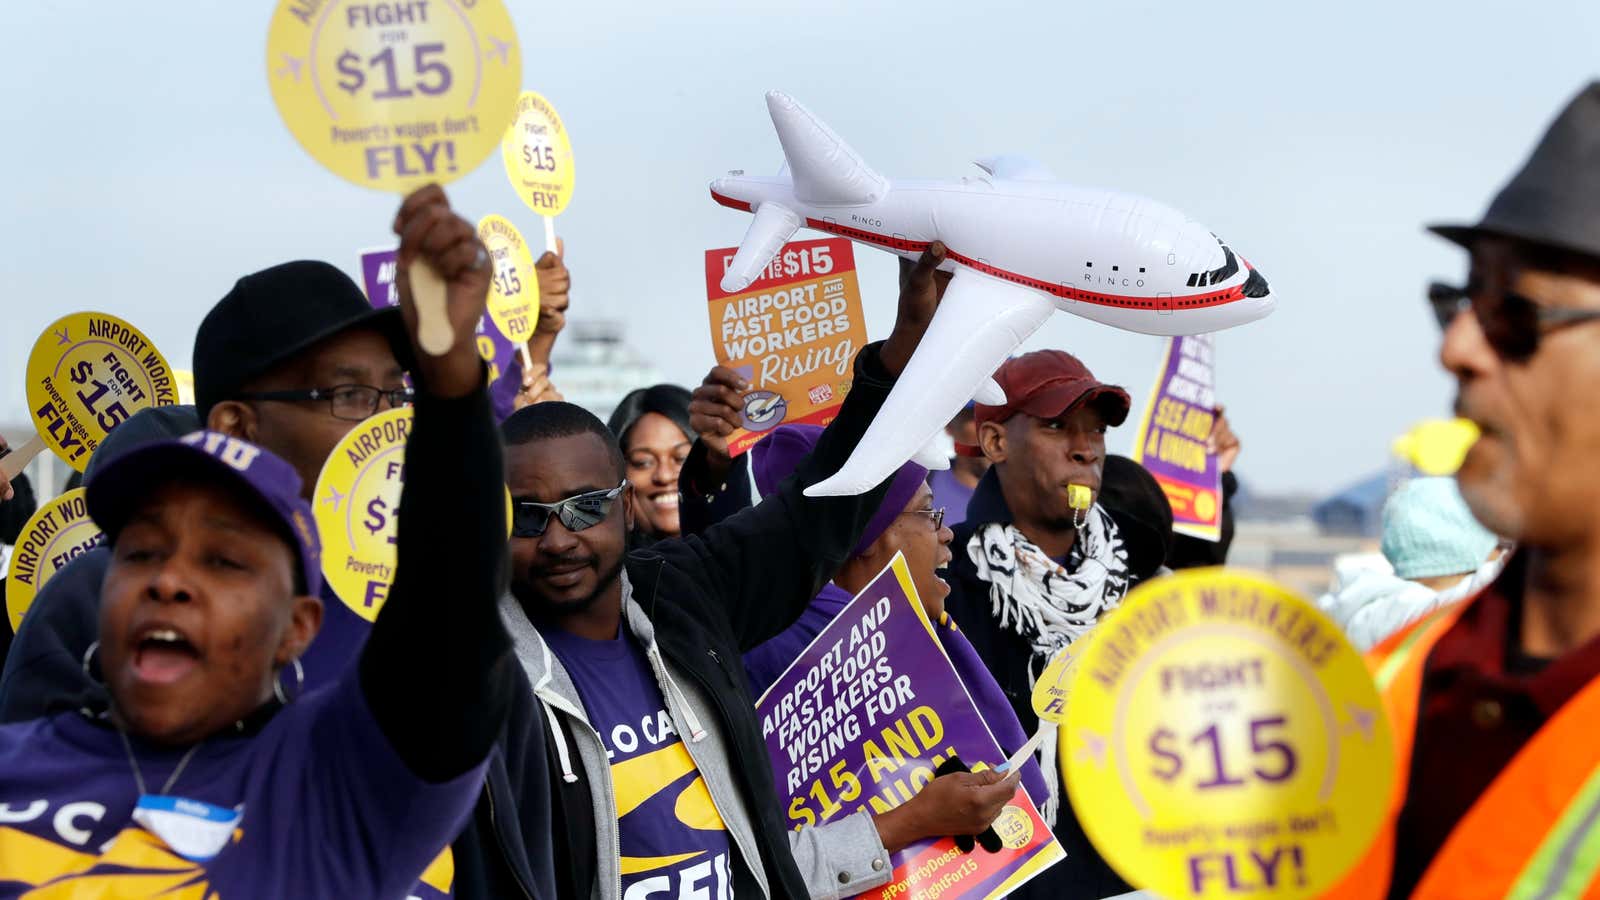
[766,91,888,206]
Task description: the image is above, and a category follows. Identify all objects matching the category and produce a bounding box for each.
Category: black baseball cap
[193,261,411,419]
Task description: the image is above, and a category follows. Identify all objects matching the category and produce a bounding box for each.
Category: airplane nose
[1242,268,1270,298]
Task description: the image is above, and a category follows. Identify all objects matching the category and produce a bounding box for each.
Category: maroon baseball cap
[959,351,1130,455]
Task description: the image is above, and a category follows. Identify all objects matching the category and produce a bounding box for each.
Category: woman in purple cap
[0,187,515,898]
[679,414,1050,812]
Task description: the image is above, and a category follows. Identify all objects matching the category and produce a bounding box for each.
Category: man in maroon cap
[943,348,1136,899]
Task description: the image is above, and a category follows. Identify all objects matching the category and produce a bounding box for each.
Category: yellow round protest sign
[314,407,511,619]
[6,489,100,632]
[314,407,413,621]
[477,214,539,345]
[501,91,575,216]
[24,313,177,471]
[265,0,522,192]
[1063,569,1393,900]
[1031,634,1094,724]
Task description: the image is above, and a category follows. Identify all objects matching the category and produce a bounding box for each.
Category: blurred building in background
[549,319,661,425]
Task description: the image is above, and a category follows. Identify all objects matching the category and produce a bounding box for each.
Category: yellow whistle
[1067,484,1092,510]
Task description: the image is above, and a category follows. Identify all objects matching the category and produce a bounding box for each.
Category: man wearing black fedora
[1342,83,1600,899]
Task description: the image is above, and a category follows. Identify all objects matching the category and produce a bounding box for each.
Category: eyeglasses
[902,507,946,531]
[235,384,415,422]
[511,482,628,538]
[1429,282,1600,360]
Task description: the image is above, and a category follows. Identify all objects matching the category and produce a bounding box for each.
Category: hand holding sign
[529,238,570,361]
[688,365,750,479]
[393,186,493,397]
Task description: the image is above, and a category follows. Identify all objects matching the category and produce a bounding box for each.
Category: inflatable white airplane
[710,91,1274,498]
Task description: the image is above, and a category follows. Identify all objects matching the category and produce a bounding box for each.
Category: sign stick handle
[543,215,557,253]
[998,729,1046,777]
[409,257,454,357]
[519,343,535,373]
[1,433,47,480]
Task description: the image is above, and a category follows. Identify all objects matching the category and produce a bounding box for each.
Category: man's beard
[512,554,628,622]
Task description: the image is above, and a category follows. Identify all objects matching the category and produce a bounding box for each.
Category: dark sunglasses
[1429,282,1600,360]
[511,482,627,538]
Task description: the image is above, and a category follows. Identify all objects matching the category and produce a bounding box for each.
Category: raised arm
[359,185,514,782]
[669,245,951,649]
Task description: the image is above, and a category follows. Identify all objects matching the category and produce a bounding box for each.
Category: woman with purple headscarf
[681,423,1050,808]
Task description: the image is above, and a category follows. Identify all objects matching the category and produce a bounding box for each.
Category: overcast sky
[3,0,1597,493]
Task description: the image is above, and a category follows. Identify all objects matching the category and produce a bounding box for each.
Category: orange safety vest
[1324,597,1600,899]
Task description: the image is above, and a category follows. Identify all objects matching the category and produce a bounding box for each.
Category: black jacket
[541,344,900,900]
[944,467,1133,899]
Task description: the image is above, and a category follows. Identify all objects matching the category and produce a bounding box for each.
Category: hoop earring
[272,658,305,706]
[81,641,102,684]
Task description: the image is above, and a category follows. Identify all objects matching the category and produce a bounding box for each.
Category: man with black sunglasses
[1332,83,1600,899]
[496,247,952,900]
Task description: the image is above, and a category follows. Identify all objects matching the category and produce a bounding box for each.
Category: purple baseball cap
[86,431,322,597]
[754,425,929,558]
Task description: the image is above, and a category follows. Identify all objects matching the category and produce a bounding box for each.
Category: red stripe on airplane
[708,191,1244,312]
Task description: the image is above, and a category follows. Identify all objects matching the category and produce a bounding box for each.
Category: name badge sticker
[131,795,244,862]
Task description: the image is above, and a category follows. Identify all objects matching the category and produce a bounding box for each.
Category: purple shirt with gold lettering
[543,624,735,900]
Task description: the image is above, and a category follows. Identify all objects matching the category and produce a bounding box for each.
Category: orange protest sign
[704,238,867,456]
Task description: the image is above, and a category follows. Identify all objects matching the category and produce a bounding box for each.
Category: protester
[678,421,1050,807]
[607,384,695,543]
[1096,454,1175,583]
[0,185,512,895]
[512,238,572,411]
[0,455,39,667]
[1164,406,1241,568]
[1329,84,1600,899]
[929,403,987,528]
[0,193,556,900]
[0,405,199,714]
[1317,477,1500,651]
[942,348,1135,898]
[498,245,1019,900]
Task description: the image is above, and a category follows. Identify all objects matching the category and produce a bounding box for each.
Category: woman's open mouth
[132,626,200,685]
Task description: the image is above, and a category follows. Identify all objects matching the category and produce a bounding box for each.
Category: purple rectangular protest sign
[357,247,522,420]
[755,555,1063,900]
[1131,335,1223,542]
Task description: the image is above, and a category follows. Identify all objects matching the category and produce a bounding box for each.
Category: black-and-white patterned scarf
[966,505,1131,823]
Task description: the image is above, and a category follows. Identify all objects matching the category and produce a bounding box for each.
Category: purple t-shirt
[0,675,479,899]
[743,582,853,698]
[543,626,735,900]
[927,468,976,529]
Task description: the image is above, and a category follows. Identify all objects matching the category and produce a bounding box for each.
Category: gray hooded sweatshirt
[500,574,892,900]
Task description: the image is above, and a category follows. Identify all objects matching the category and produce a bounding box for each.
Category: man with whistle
[941,348,1139,899]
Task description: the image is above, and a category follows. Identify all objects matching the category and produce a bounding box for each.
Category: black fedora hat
[1430,82,1600,262]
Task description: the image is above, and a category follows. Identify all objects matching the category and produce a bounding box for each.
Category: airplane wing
[720,202,802,293]
[805,270,1055,497]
